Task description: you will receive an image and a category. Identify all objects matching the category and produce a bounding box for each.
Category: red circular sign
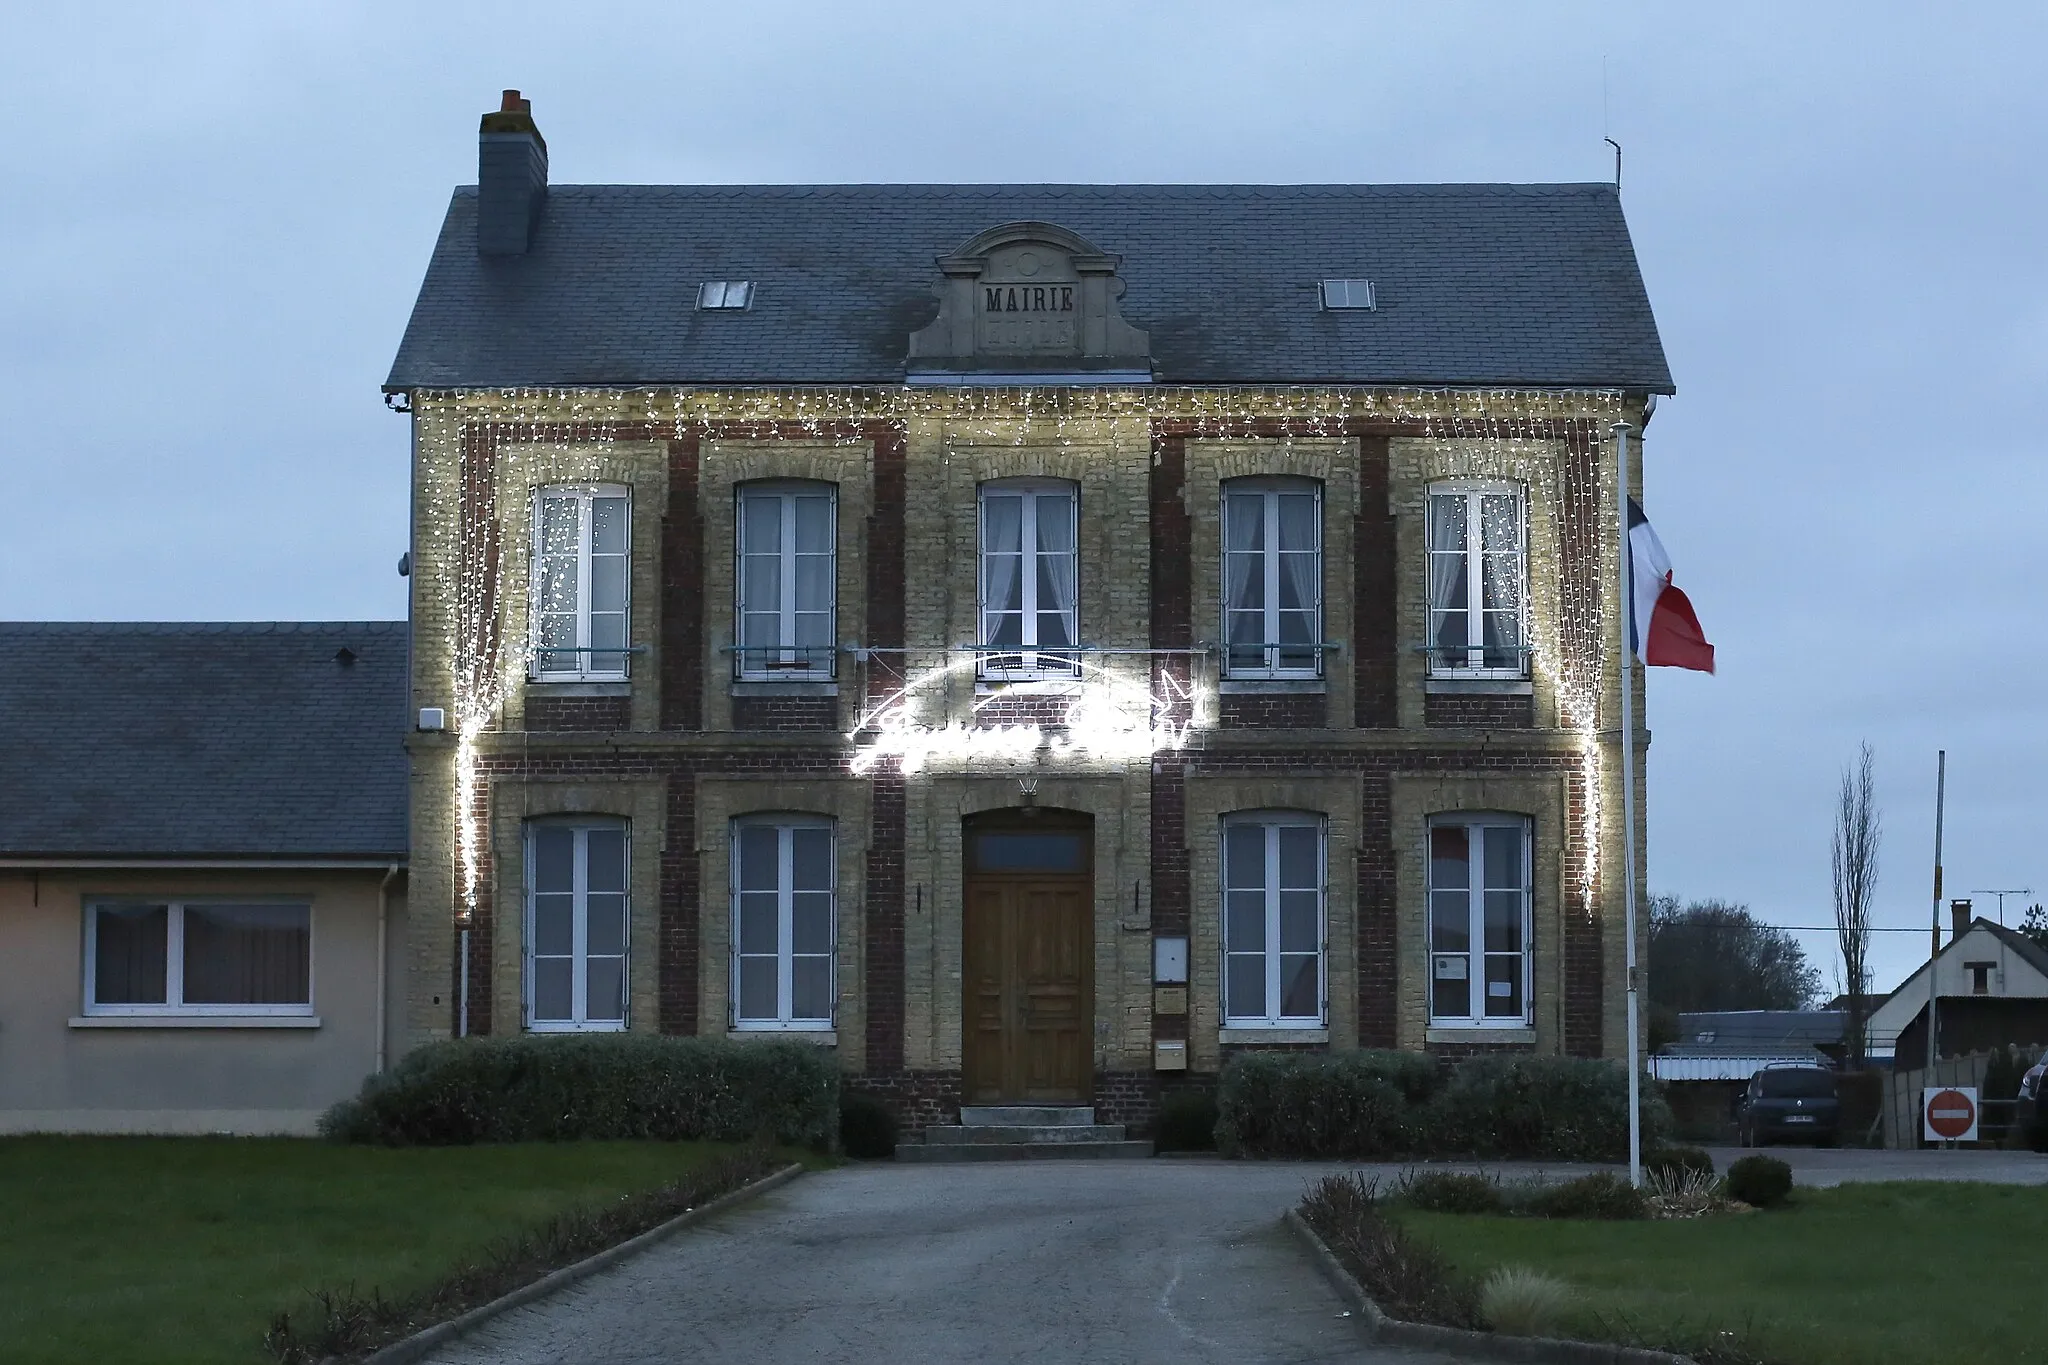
[1927,1088,1977,1139]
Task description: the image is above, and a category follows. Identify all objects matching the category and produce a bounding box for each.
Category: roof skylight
[698,281,754,310]
[1320,279,1375,311]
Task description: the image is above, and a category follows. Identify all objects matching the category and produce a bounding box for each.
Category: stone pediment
[907,222,1151,376]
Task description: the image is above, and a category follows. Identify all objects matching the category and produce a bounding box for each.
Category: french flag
[1628,499,1715,673]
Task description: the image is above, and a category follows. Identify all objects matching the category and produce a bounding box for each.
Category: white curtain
[1426,494,1468,660]
[1036,492,1077,652]
[980,495,1022,647]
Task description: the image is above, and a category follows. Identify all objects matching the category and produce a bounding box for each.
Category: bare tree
[1831,742,1881,1068]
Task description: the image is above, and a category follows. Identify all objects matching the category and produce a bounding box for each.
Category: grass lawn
[1399,1182,2048,1365]
[0,1136,789,1365]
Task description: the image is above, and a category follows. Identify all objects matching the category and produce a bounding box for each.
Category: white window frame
[524,819,631,1033]
[734,481,837,681]
[530,483,632,682]
[1425,480,1528,679]
[82,900,314,1017]
[1221,812,1327,1027]
[730,816,837,1031]
[977,478,1080,681]
[1221,476,1324,679]
[1426,813,1534,1027]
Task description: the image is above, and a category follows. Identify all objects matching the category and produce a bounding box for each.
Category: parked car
[1735,1065,1840,1147]
[2020,1054,2048,1153]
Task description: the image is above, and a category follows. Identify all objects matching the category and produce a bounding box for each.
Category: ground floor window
[1222,812,1326,1026]
[84,901,311,1014]
[732,816,836,1029]
[1428,813,1532,1025]
[527,819,629,1030]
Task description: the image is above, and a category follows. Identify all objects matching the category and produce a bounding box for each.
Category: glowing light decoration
[847,654,1205,775]
[411,384,1629,923]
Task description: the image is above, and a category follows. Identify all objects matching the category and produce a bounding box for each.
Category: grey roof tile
[0,622,408,858]
[387,182,1673,392]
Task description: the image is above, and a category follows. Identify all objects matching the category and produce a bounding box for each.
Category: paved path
[424,1161,1471,1365]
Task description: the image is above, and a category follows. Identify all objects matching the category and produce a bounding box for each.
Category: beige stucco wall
[0,867,405,1134]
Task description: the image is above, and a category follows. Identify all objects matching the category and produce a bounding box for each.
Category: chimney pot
[1950,898,1973,944]
[501,88,525,112]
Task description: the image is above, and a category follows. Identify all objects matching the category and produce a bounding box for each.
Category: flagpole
[1613,419,1642,1188]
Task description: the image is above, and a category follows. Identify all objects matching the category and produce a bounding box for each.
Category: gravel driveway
[421,1160,1472,1365]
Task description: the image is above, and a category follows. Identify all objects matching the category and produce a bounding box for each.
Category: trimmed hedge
[1725,1154,1794,1208]
[839,1092,899,1158]
[320,1035,839,1148]
[1216,1049,1668,1161]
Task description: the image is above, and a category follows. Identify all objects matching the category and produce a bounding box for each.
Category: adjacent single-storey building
[383,92,1673,1131]
[0,622,409,1134]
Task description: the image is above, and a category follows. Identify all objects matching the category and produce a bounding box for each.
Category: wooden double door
[961,813,1094,1105]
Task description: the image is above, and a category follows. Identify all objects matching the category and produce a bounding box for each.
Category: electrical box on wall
[1153,1039,1188,1071]
[1153,935,1189,984]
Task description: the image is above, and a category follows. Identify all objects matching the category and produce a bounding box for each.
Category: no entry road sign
[1923,1086,1979,1142]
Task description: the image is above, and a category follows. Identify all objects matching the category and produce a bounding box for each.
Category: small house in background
[1866,903,2048,1064]
[0,623,409,1134]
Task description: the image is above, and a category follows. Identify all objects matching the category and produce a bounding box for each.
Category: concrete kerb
[352,1163,805,1365]
[1282,1209,1696,1365]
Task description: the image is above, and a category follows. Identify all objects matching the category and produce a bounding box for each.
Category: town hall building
[385,92,1674,1132]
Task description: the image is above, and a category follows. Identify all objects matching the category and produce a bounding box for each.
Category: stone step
[922,1123,1128,1145]
[958,1105,1096,1127]
[896,1139,1153,1163]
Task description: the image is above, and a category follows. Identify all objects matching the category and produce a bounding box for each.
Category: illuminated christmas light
[412,384,1629,922]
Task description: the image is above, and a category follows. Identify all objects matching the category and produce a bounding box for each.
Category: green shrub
[1517,1171,1647,1221]
[320,1035,838,1148]
[839,1092,898,1158]
[1725,1154,1794,1208]
[1153,1089,1219,1152]
[1399,1170,1506,1214]
[1216,1051,1433,1158]
[1644,1145,1714,1181]
[1423,1056,1659,1161]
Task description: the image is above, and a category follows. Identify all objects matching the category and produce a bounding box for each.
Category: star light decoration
[411,384,1628,923]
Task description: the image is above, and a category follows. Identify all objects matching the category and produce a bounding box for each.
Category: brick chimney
[477,90,547,256]
[1950,898,1973,944]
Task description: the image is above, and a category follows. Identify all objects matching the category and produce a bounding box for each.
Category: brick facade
[403,391,1647,1132]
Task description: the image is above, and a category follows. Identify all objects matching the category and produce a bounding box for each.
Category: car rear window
[1758,1069,1836,1098]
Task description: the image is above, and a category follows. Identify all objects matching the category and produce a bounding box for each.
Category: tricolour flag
[1627,499,1715,673]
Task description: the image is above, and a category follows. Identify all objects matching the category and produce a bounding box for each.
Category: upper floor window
[1426,482,1526,678]
[84,900,311,1016]
[732,816,836,1030]
[1222,812,1326,1027]
[736,482,836,680]
[526,818,629,1031]
[533,485,630,681]
[979,480,1078,680]
[1223,478,1322,678]
[1428,813,1532,1026]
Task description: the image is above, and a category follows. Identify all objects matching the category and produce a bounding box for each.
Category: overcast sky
[5,2,2042,1004]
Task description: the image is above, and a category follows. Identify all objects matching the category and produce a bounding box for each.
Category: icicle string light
[415,385,1627,920]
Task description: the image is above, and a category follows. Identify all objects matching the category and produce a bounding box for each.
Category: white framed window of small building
[531,484,631,681]
[1222,477,1323,678]
[83,900,313,1016]
[735,481,836,680]
[730,816,836,1031]
[525,818,630,1032]
[978,479,1079,681]
[1221,812,1326,1027]
[1425,481,1528,679]
[1427,813,1533,1027]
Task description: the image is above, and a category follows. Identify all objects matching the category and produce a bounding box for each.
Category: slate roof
[0,623,408,859]
[386,183,1673,392]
